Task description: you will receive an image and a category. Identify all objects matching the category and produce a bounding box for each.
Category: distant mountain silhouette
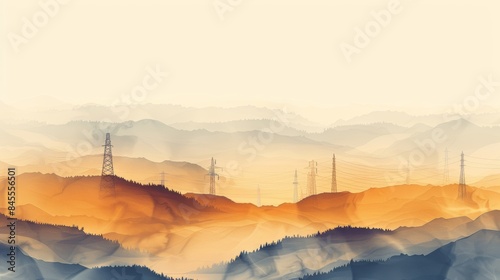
[0,104,316,130]
[309,122,413,147]
[169,119,319,134]
[332,111,437,127]
[386,118,500,157]
[331,110,500,128]
[4,103,500,129]
[0,119,344,164]
[3,117,500,197]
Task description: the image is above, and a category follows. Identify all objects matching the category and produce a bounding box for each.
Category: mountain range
[193,210,500,279]
[2,116,500,205]
[4,102,500,128]
[301,229,500,280]
[0,242,180,280]
[0,213,146,268]
[2,172,500,275]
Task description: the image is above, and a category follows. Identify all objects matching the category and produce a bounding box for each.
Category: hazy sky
[2,0,500,121]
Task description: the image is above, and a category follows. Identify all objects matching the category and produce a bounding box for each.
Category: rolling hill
[0,213,146,268]
[301,229,500,280]
[2,117,500,205]
[191,210,500,279]
[2,172,500,274]
[0,243,181,280]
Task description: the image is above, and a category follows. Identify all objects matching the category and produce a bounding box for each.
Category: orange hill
[1,173,499,274]
[1,155,210,193]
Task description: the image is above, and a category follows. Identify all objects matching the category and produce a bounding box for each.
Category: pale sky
[2,0,500,121]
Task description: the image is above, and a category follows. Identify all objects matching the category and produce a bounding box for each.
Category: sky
[2,0,500,123]
[2,0,500,204]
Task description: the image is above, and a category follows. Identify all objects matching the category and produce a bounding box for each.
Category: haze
[2,0,500,123]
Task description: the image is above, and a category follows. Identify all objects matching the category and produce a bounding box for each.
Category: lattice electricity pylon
[331,153,337,193]
[458,151,466,200]
[206,157,221,195]
[160,171,166,187]
[100,133,115,196]
[306,160,317,196]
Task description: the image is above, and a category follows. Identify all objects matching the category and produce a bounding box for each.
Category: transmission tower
[458,151,466,200]
[100,133,115,196]
[443,148,450,185]
[306,160,318,196]
[293,169,299,202]
[160,171,166,187]
[257,185,261,207]
[331,154,337,193]
[206,157,220,195]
